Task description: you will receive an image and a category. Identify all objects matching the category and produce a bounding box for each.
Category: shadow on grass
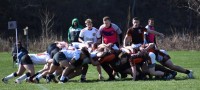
[36,77,194,84]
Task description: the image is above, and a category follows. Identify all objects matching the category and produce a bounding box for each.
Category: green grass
[0,51,200,90]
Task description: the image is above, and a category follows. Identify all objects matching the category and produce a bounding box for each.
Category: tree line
[0,0,199,42]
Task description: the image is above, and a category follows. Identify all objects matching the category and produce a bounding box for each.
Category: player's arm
[68,28,71,43]
[78,37,84,43]
[123,29,132,47]
[146,28,164,37]
[96,28,102,44]
[130,63,136,81]
[78,29,85,43]
[113,24,122,45]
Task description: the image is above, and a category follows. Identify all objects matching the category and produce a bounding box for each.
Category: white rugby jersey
[79,27,101,43]
[29,53,50,65]
[71,42,87,49]
[61,49,81,62]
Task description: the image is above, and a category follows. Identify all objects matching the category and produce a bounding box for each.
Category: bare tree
[39,8,55,39]
[186,0,200,15]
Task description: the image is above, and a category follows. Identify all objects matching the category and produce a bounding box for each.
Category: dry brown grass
[157,33,200,50]
[0,33,199,52]
[0,38,12,52]
[0,35,62,52]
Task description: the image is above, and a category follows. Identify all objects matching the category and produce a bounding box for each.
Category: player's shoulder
[92,27,98,31]
[99,24,106,30]
[81,27,88,32]
[127,27,134,31]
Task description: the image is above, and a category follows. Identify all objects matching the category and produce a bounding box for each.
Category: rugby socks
[81,64,88,78]
[36,73,43,80]
[16,72,31,81]
[60,76,68,82]
[60,76,65,81]
[4,72,17,80]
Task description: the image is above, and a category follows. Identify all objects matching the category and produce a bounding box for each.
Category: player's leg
[67,66,82,79]
[80,64,88,82]
[96,65,104,80]
[2,64,25,83]
[59,60,73,83]
[163,59,193,78]
[15,64,35,83]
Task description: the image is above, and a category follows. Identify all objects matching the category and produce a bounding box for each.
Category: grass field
[0,51,200,90]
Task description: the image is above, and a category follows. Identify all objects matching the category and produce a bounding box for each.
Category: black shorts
[20,55,33,65]
[53,52,67,66]
[50,47,60,58]
[114,61,131,72]
[72,59,83,67]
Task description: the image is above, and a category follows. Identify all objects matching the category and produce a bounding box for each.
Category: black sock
[185,70,190,74]
[13,72,18,77]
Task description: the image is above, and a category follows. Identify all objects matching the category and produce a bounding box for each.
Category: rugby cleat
[80,78,87,82]
[15,79,22,84]
[34,78,40,83]
[46,76,51,83]
[99,76,104,80]
[60,78,69,83]
[171,71,177,79]
[187,70,194,79]
[107,77,115,81]
[163,74,173,80]
[2,78,8,84]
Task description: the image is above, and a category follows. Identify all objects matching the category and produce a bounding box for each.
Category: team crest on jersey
[93,33,96,36]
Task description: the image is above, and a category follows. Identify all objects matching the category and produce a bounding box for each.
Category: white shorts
[131,44,142,49]
[156,49,168,62]
[29,53,50,65]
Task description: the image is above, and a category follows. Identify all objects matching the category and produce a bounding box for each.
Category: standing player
[68,18,83,43]
[98,16,122,46]
[2,42,30,84]
[145,18,157,44]
[123,17,169,79]
[124,17,164,47]
[78,18,101,82]
[79,18,101,44]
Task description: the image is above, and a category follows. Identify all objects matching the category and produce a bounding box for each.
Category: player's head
[103,16,111,28]
[81,47,91,59]
[148,18,154,26]
[85,19,93,29]
[16,41,22,48]
[132,17,140,28]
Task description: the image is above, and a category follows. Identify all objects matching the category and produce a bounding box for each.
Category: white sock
[60,76,65,81]
[36,74,43,80]
[148,52,156,64]
[53,72,57,76]
[5,73,15,80]
[16,74,27,81]
[99,74,102,77]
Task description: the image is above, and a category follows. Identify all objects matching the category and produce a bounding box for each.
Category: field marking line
[36,84,49,90]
